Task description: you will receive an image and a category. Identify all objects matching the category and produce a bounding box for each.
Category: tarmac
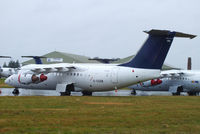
[0,88,174,96]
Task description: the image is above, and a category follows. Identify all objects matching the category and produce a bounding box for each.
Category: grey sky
[0,0,199,69]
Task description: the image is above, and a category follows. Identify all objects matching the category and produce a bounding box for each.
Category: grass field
[0,96,200,134]
[0,78,13,88]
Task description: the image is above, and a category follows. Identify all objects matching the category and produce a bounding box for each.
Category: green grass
[0,96,200,134]
[0,78,13,88]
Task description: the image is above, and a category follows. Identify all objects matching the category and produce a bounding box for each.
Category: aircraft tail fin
[119,29,196,69]
[22,56,47,64]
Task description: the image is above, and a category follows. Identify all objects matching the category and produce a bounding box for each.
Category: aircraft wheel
[172,92,180,96]
[131,89,137,95]
[12,88,19,96]
[82,91,92,96]
[172,93,177,96]
[188,92,197,96]
[60,90,71,96]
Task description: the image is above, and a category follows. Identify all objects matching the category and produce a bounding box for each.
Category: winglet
[144,29,196,39]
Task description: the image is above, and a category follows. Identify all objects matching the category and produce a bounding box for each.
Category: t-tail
[119,29,196,69]
[21,56,47,64]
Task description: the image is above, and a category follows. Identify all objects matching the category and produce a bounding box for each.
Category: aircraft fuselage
[6,64,160,92]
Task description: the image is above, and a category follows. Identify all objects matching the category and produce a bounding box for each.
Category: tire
[60,90,71,96]
[131,89,137,95]
[12,88,19,96]
[82,91,92,96]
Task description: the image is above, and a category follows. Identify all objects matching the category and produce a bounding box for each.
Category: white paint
[5,63,160,92]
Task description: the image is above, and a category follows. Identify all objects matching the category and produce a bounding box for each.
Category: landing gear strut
[82,91,92,96]
[172,86,183,96]
[60,84,74,96]
[12,88,19,96]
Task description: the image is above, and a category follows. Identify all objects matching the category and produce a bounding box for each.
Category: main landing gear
[60,90,71,96]
[59,84,93,96]
[60,84,74,96]
[172,86,183,96]
[172,92,181,96]
[12,88,19,96]
[187,92,199,96]
[131,89,137,95]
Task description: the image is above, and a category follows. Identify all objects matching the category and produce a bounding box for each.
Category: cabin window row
[53,72,83,76]
[66,73,83,76]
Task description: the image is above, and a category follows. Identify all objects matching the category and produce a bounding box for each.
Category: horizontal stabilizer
[0,56,11,58]
[119,29,196,69]
[21,56,47,58]
[22,56,47,64]
[144,29,196,39]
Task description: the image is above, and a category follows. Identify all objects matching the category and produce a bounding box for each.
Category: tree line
[3,60,20,68]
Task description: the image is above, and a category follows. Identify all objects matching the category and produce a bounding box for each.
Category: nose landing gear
[12,88,19,96]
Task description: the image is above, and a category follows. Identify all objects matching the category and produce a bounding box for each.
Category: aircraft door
[111,67,118,83]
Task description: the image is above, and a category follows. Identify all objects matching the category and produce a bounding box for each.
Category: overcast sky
[0,0,199,69]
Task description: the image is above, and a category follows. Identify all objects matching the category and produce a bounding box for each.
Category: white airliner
[0,67,16,78]
[5,29,196,96]
[130,69,200,96]
[0,56,16,78]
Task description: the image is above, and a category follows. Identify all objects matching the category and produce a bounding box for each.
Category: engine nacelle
[18,73,47,84]
[140,79,162,87]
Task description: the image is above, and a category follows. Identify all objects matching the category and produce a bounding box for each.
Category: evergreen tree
[7,60,20,68]
[3,62,7,67]
[15,60,20,68]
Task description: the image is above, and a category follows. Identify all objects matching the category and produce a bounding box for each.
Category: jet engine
[18,73,47,84]
[140,79,162,87]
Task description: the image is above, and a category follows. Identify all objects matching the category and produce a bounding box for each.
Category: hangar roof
[22,51,100,65]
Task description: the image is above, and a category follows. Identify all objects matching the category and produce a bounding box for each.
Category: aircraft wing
[160,70,184,78]
[29,64,76,73]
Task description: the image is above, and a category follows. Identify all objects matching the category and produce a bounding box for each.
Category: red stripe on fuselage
[18,74,21,83]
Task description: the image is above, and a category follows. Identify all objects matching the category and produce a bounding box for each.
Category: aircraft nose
[5,76,11,85]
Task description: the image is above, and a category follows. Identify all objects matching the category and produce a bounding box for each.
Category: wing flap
[30,64,76,73]
[160,70,184,78]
